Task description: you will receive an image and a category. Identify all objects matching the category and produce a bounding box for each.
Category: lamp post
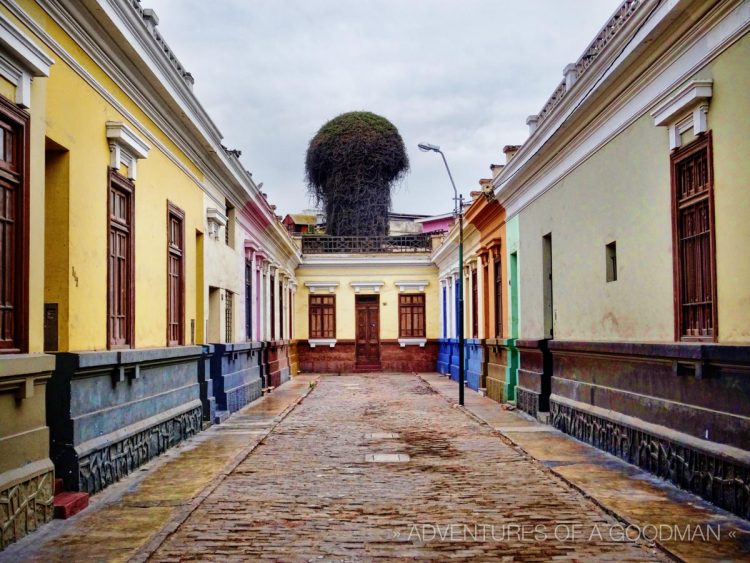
[418,143,464,406]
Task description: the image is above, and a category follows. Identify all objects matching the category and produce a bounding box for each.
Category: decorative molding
[106,121,150,180]
[551,398,750,520]
[206,207,227,240]
[651,79,713,149]
[304,281,339,294]
[350,281,385,294]
[394,280,429,293]
[308,339,336,348]
[398,338,427,348]
[0,12,53,108]
[77,406,202,494]
[494,0,749,219]
[0,462,54,549]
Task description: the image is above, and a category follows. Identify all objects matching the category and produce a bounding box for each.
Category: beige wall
[518,32,750,344]
[519,113,673,341]
[294,263,439,341]
[709,33,750,343]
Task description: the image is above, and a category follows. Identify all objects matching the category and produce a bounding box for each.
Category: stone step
[214,410,230,424]
[54,492,89,519]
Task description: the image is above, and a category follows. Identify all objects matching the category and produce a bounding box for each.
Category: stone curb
[129,376,320,563]
[415,373,681,563]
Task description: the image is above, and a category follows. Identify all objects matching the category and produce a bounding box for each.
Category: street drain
[365,432,400,439]
[365,453,410,463]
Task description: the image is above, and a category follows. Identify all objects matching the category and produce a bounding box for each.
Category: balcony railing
[301,233,436,254]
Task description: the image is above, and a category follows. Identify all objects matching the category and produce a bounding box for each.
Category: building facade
[492,0,750,518]
[0,0,298,548]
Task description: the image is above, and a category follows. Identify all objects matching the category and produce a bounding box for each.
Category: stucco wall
[518,113,673,341]
[15,5,206,351]
[294,263,439,341]
[709,33,750,342]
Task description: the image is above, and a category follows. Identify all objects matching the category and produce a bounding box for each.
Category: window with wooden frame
[471,269,478,338]
[245,260,253,340]
[225,291,233,343]
[309,295,335,339]
[288,288,293,340]
[0,99,29,353]
[494,256,503,338]
[108,170,135,348]
[166,202,184,346]
[671,132,716,341]
[399,293,425,338]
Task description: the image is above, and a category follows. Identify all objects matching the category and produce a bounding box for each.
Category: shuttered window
[672,133,716,341]
[108,171,134,348]
[309,295,335,339]
[0,101,27,353]
[399,293,425,338]
[167,203,184,346]
[225,291,233,343]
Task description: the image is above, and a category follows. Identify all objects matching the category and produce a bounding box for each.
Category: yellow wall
[2,3,207,350]
[517,33,750,344]
[518,113,673,341]
[708,33,750,343]
[294,264,440,341]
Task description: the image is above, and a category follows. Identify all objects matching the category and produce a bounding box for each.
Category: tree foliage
[305,111,409,237]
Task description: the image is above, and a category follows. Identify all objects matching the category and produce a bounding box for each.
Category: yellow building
[294,234,440,372]
[0,0,298,547]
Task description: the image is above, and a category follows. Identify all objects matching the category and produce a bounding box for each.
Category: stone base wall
[517,339,552,417]
[437,338,452,374]
[198,345,216,423]
[465,339,485,391]
[486,338,507,403]
[0,354,56,549]
[209,342,263,414]
[548,340,750,520]
[380,341,438,372]
[289,341,299,376]
[299,340,439,373]
[265,340,290,387]
[48,347,203,494]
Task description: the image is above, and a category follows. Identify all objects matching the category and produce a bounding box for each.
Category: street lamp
[418,142,465,406]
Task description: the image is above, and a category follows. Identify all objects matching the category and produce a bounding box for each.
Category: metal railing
[301,233,436,254]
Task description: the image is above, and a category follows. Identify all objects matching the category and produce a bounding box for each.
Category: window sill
[398,338,427,348]
[308,339,336,348]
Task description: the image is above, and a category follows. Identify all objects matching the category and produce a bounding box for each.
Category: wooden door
[355,295,380,367]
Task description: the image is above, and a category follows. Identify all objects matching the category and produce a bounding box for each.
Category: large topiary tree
[305,111,409,237]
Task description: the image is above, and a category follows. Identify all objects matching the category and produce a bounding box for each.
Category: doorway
[355,295,380,369]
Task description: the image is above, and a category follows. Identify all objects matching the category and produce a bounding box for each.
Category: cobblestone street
[149,374,663,561]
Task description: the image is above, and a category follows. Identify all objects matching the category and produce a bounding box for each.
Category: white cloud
[149,0,622,215]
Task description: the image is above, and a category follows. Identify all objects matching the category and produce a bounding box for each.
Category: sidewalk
[419,372,750,562]
[0,375,319,563]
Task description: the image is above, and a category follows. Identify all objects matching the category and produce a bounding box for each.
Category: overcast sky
[149,0,621,217]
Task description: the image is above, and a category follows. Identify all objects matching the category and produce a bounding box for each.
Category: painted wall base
[0,354,55,549]
[0,460,54,550]
[551,396,750,520]
[299,340,438,373]
[289,340,299,376]
[516,339,552,417]
[265,340,290,388]
[47,347,203,494]
[465,339,485,391]
[209,342,262,414]
[198,345,216,423]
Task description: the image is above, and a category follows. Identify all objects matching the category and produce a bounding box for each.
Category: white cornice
[304,282,339,294]
[394,280,429,293]
[300,255,434,267]
[0,12,54,107]
[350,282,385,293]
[496,0,749,219]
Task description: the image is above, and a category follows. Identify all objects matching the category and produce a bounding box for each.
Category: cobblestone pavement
[151,374,665,561]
